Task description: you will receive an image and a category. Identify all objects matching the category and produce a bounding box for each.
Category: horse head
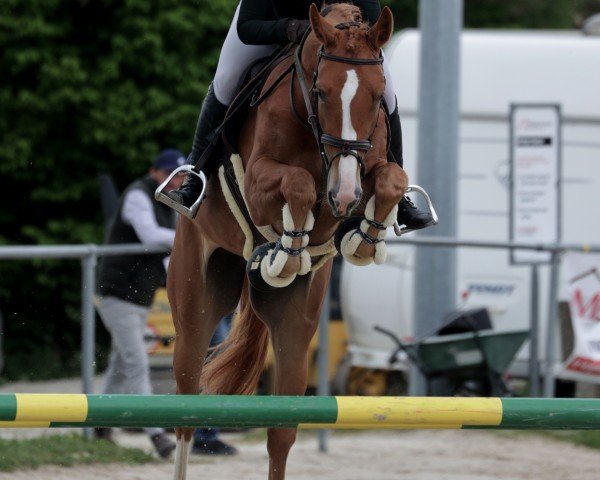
[308,3,394,218]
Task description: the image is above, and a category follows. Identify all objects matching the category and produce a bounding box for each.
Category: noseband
[293,22,384,179]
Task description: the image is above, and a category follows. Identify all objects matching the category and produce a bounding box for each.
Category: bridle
[293,21,385,179]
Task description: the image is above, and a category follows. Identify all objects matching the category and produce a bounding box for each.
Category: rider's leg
[383,60,435,231]
[163,3,274,215]
[164,83,228,209]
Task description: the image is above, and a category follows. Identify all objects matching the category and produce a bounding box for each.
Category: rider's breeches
[213,3,275,105]
[213,3,397,111]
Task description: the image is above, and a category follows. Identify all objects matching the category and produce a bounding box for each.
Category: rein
[293,22,385,179]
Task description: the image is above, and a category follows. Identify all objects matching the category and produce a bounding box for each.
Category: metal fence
[1,237,600,399]
[385,236,600,397]
[0,244,167,395]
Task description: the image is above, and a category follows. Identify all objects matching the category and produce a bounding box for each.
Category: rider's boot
[388,103,435,231]
[163,83,228,218]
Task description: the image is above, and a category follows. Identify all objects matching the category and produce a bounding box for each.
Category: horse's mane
[320,2,372,53]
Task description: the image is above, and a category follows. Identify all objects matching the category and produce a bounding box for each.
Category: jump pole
[1,395,599,430]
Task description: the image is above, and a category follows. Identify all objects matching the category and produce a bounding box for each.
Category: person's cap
[153,149,186,172]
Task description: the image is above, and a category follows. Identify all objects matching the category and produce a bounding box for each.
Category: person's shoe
[151,432,176,459]
[191,439,238,456]
[165,172,205,210]
[396,196,435,232]
[122,427,144,434]
[93,427,114,443]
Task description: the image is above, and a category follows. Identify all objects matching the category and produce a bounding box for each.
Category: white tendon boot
[340,196,398,266]
[261,204,314,287]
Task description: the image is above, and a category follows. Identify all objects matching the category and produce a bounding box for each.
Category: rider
[162,0,434,230]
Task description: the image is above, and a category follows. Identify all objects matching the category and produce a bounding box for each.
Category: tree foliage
[0,0,598,380]
[0,0,236,380]
[381,0,599,29]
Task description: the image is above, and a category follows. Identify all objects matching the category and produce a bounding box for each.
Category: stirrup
[393,185,439,236]
[154,165,207,219]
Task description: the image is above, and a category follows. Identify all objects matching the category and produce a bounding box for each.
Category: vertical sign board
[510,104,561,264]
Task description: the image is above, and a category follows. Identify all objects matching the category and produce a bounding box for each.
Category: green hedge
[0,0,236,380]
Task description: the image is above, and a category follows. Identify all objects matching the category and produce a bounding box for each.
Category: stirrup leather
[393,185,439,236]
[154,165,207,219]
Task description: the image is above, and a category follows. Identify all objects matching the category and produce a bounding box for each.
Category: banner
[559,252,600,383]
[509,104,561,264]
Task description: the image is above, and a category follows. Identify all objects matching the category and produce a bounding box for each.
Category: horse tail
[200,279,269,395]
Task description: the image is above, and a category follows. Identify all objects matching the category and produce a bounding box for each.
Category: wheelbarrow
[375,309,529,397]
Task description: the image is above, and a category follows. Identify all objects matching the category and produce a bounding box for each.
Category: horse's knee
[373,162,407,208]
[281,169,316,208]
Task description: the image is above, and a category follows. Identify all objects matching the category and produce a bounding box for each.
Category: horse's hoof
[247,243,278,291]
[246,243,296,290]
[335,216,377,266]
[334,217,363,253]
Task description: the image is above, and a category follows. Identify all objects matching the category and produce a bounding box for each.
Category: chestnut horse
[167,3,406,479]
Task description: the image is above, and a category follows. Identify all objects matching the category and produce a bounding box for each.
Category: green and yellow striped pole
[0,394,599,430]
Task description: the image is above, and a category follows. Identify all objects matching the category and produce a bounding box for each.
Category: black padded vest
[97,175,175,307]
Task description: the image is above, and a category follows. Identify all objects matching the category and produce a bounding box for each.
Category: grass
[542,430,600,450]
[473,428,600,451]
[239,427,600,450]
[0,434,155,472]
[1,428,598,473]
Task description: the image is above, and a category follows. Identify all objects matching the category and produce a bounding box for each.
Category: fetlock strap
[266,204,314,278]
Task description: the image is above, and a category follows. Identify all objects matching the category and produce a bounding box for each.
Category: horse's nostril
[347,199,358,215]
[328,191,336,206]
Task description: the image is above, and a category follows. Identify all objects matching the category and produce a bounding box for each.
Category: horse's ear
[368,6,394,49]
[309,3,337,48]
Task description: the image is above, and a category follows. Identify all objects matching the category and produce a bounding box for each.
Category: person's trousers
[213,3,275,106]
[97,295,163,438]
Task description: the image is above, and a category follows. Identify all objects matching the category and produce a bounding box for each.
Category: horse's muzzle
[327,186,362,218]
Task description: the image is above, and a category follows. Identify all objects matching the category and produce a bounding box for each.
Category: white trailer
[341,29,600,376]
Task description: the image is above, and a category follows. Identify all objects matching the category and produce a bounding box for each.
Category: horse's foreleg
[339,162,407,265]
[277,167,317,277]
[247,158,317,287]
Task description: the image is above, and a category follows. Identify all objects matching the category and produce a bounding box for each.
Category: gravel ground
[0,377,598,480]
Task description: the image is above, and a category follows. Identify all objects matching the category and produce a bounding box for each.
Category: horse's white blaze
[341,69,359,140]
[337,69,360,209]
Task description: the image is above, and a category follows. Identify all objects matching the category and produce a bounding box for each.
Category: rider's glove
[285,19,311,44]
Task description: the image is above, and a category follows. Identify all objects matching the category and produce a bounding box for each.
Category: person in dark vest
[95,149,186,458]
[158,0,435,232]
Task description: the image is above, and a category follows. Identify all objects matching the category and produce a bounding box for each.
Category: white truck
[341,29,600,378]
